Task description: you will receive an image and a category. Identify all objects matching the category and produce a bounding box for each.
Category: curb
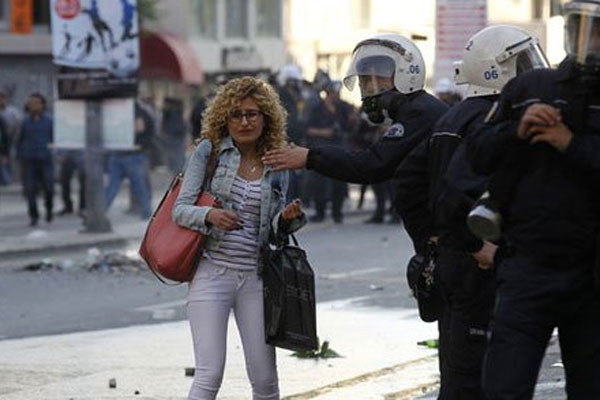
[283,355,439,400]
[0,210,378,266]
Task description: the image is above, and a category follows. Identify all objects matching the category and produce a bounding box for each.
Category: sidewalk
[0,298,440,400]
[0,169,376,266]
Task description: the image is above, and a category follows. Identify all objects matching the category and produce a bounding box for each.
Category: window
[225,0,248,38]
[532,0,544,19]
[550,0,563,17]
[352,0,371,29]
[190,0,217,39]
[256,0,281,37]
[33,0,51,26]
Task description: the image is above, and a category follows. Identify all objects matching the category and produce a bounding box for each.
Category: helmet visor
[343,41,401,95]
[565,3,600,67]
[516,43,550,74]
[497,37,550,73]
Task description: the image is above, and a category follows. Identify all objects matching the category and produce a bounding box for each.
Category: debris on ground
[20,248,146,274]
[108,378,117,389]
[185,367,195,377]
[369,284,384,291]
[291,340,341,359]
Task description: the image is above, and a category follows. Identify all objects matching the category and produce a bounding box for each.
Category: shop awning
[140,32,204,85]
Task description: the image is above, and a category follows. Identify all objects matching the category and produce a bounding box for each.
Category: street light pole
[83,100,112,233]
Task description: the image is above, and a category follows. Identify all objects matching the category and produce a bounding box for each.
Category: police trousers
[437,249,495,400]
[483,255,600,400]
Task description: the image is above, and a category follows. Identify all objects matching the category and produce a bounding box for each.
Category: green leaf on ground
[291,340,342,359]
[417,339,439,349]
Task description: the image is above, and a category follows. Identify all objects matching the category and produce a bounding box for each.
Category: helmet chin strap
[362,89,408,125]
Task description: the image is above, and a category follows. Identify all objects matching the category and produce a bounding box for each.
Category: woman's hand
[281,199,303,221]
[206,209,241,231]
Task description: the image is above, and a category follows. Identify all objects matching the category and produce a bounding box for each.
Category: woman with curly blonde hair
[173,76,306,400]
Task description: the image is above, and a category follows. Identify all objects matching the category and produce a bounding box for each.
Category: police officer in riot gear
[262,34,448,194]
[466,1,600,398]
[395,25,549,399]
[262,32,450,387]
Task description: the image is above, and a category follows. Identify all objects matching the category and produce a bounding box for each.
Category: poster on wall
[50,0,140,98]
[434,0,487,84]
[54,99,135,149]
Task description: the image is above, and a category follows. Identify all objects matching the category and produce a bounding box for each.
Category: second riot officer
[416,25,549,399]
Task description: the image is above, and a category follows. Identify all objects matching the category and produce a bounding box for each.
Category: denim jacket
[172,137,306,265]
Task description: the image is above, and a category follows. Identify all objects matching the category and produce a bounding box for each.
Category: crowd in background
[0,68,463,228]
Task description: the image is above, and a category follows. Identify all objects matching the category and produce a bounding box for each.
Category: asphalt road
[0,214,417,340]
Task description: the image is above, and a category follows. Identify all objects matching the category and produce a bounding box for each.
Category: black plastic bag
[262,235,318,352]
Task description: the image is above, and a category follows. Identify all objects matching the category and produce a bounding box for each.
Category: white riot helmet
[454,25,549,98]
[564,0,600,72]
[343,33,426,97]
[277,64,303,87]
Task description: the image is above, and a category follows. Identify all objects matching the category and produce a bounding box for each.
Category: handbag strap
[201,146,218,191]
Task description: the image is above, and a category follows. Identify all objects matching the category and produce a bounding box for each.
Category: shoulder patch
[384,123,405,138]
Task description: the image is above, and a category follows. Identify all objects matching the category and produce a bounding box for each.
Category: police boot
[467,191,502,241]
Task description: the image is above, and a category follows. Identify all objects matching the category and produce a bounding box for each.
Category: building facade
[0,0,52,109]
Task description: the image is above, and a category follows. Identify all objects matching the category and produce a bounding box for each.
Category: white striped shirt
[206,175,262,270]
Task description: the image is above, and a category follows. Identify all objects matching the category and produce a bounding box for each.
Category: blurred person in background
[275,64,307,201]
[57,149,85,216]
[190,96,207,141]
[162,97,187,173]
[303,79,354,223]
[17,93,54,226]
[434,77,462,107]
[0,88,23,184]
[0,116,9,186]
[104,101,153,220]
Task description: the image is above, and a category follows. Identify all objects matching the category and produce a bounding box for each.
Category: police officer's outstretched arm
[264,99,443,183]
[265,33,447,184]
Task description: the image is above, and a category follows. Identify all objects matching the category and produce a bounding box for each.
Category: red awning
[140,32,204,85]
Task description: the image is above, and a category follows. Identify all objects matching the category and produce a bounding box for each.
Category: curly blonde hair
[200,76,288,156]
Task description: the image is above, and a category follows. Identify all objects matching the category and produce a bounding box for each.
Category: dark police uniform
[306,89,449,388]
[467,57,600,399]
[394,96,496,399]
[430,96,498,399]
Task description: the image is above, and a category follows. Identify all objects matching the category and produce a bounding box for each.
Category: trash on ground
[369,284,384,291]
[185,367,195,377]
[20,248,146,274]
[108,378,117,389]
[25,230,49,241]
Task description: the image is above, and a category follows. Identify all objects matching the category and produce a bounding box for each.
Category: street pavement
[0,169,569,399]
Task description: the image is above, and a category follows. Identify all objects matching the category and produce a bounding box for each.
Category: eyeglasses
[229,109,263,124]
